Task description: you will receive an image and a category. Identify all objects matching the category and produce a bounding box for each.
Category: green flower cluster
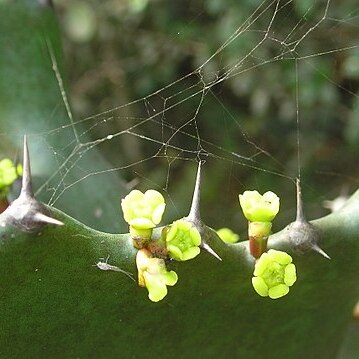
[121,189,165,239]
[0,159,22,198]
[122,186,294,303]
[238,190,296,299]
[239,190,280,259]
[252,249,297,299]
[121,189,203,302]
[136,249,178,302]
[166,219,201,260]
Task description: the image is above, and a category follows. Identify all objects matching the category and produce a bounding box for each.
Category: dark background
[52,0,359,237]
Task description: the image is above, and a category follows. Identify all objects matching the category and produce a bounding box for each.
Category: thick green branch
[0,190,358,358]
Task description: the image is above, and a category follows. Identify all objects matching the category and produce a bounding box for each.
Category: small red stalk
[0,198,9,214]
[248,221,272,259]
[249,235,268,259]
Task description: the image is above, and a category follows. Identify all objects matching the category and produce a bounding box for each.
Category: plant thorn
[296,178,305,222]
[33,212,64,226]
[201,241,222,261]
[0,136,64,232]
[311,244,331,260]
[21,135,33,198]
[288,178,330,259]
[186,161,202,223]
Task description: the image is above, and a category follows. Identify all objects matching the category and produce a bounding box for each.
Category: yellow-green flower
[165,219,201,261]
[239,190,280,222]
[121,189,165,238]
[252,249,297,299]
[136,249,178,302]
[0,159,21,197]
[217,228,240,243]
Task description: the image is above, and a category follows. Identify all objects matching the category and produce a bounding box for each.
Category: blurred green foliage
[0,1,129,232]
[53,0,359,235]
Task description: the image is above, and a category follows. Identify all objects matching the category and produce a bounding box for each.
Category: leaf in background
[0,1,128,232]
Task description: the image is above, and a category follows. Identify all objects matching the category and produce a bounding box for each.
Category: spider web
[10,0,359,229]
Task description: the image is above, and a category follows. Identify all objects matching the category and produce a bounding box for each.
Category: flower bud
[217,228,240,243]
[121,189,165,239]
[239,190,280,222]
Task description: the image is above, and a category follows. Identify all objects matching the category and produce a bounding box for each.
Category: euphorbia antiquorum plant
[0,1,358,358]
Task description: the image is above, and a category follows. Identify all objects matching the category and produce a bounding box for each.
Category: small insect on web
[95,255,135,282]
